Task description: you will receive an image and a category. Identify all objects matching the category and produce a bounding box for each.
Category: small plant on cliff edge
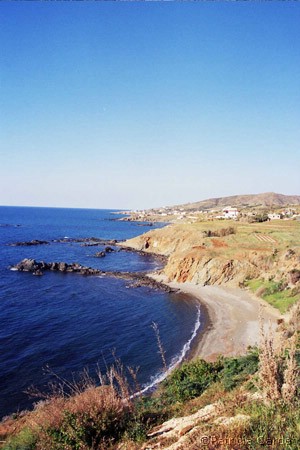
[151,322,167,372]
[221,349,259,391]
[258,321,299,402]
[162,359,223,403]
[1,428,37,450]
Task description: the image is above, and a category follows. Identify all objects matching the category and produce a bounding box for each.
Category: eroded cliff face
[164,250,259,286]
[122,222,300,288]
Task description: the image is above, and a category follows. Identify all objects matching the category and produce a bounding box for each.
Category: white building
[268,213,281,220]
[222,206,239,219]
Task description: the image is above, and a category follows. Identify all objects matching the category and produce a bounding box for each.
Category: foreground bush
[1,334,299,449]
[33,385,132,449]
[241,400,300,449]
[161,359,223,403]
[221,350,259,391]
[2,428,37,450]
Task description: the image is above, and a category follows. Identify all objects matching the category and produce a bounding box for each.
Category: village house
[222,206,239,219]
[268,213,282,220]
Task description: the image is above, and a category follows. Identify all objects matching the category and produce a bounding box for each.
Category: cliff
[121,220,300,294]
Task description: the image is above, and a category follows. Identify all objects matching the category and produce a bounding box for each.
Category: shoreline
[150,274,283,362]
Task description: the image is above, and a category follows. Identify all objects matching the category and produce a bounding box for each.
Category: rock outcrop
[11,259,175,292]
[8,240,49,246]
[8,237,120,247]
[12,259,100,275]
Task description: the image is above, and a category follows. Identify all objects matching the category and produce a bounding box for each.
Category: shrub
[32,385,132,450]
[161,359,223,403]
[289,269,300,285]
[221,351,259,391]
[204,227,236,238]
[23,362,137,450]
[1,428,37,450]
[242,400,300,449]
[254,213,269,223]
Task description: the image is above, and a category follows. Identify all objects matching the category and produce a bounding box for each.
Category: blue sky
[1,2,299,209]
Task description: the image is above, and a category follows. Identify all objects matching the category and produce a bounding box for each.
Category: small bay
[0,206,203,418]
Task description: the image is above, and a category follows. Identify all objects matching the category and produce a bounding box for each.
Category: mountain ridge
[171,192,300,211]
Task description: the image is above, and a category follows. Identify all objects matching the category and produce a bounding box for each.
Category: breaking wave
[135,304,201,397]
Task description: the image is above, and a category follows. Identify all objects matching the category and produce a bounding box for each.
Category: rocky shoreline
[7,237,120,247]
[11,258,175,293]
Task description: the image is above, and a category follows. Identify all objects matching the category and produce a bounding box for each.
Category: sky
[1,2,300,210]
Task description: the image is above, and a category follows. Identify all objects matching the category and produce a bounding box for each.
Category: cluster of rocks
[94,246,115,258]
[11,259,175,293]
[8,237,120,247]
[110,271,175,292]
[119,246,168,263]
[136,222,154,227]
[8,240,49,246]
[12,259,101,276]
[82,240,118,247]
[0,223,21,228]
[54,237,119,247]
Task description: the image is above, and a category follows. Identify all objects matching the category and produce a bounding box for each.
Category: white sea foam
[132,305,202,397]
[10,267,18,271]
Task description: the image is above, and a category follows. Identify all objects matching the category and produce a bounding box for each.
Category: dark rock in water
[0,223,21,228]
[49,262,59,271]
[136,222,154,227]
[12,259,102,276]
[13,259,50,272]
[11,259,175,293]
[95,251,106,258]
[58,262,68,272]
[8,240,49,247]
[54,237,120,247]
[119,247,168,263]
[14,258,37,271]
[81,239,118,247]
[95,247,115,257]
[33,269,43,276]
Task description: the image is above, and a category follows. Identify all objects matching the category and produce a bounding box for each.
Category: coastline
[150,274,283,362]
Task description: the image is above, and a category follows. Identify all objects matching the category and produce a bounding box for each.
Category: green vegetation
[221,351,259,391]
[246,279,300,313]
[240,401,300,449]
[1,341,300,450]
[203,226,236,238]
[1,299,299,450]
[2,428,37,450]
[161,359,223,403]
[0,349,278,450]
[160,352,259,404]
[1,217,300,449]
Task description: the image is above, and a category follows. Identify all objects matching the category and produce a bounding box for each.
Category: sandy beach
[151,274,283,361]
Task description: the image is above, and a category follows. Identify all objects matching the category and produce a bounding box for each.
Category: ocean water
[0,206,203,419]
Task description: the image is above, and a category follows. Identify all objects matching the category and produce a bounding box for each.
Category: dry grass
[258,323,282,401]
[19,361,137,450]
[151,322,167,372]
[258,316,299,403]
[282,335,299,402]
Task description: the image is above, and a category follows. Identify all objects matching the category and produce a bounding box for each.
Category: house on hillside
[222,206,239,219]
[268,213,281,220]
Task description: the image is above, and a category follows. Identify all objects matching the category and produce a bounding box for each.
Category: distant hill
[173,192,300,211]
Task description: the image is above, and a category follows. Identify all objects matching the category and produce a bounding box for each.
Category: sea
[0,206,203,419]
